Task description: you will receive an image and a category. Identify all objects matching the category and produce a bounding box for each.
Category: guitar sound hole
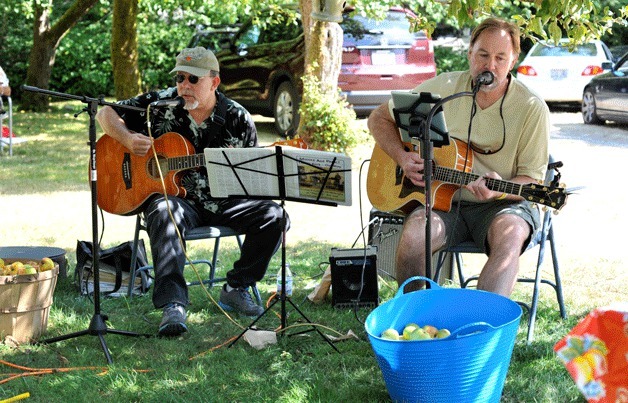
[147,156,168,180]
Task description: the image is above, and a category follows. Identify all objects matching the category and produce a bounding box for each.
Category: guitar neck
[168,153,206,171]
[435,165,523,196]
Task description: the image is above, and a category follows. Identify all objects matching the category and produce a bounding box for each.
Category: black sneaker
[218,285,264,317]
[158,303,188,337]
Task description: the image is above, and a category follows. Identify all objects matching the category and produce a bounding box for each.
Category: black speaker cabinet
[329,247,378,308]
[368,209,404,280]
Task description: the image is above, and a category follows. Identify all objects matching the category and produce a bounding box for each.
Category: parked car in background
[582,52,628,125]
[338,8,436,116]
[516,39,613,105]
[188,24,241,52]
[212,7,436,136]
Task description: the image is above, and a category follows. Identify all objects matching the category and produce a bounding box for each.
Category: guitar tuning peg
[542,206,548,212]
[560,183,566,189]
[553,210,559,215]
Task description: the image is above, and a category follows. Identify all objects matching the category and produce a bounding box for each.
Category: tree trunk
[111,0,141,100]
[298,0,343,135]
[22,0,100,111]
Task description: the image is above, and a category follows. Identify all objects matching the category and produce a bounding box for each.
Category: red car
[211,7,436,136]
[339,8,436,116]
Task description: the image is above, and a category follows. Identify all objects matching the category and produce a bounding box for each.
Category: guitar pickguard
[395,164,425,202]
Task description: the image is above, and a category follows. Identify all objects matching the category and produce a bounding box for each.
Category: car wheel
[582,90,603,125]
[273,81,300,137]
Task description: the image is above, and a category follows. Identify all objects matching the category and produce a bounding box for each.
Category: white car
[516,39,614,104]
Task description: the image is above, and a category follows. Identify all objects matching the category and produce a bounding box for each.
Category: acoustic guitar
[95,132,306,216]
[366,138,567,215]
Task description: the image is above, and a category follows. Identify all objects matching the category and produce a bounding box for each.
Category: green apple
[380,328,400,340]
[402,323,420,340]
[435,328,451,339]
[406,327,431,340]
[23,267,38,275]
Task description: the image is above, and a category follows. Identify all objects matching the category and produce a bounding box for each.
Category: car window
[531,43,599,57]
[618,58,628,73]
[260,13,302,44]
[341,10,424,46]
[601,42,613,61]
[235,24,261,47]
[235,9,301,48]
[190,30,235,52]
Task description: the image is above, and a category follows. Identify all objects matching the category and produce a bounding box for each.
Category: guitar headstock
[522,183,567,211]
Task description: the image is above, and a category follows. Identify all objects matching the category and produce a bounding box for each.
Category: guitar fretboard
[434,165,523,196]
[169,154,205,171]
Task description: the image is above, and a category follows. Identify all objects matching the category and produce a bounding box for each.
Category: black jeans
[143,196,287,309]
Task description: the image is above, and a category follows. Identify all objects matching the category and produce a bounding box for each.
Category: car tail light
[582,65,604,76]
[342,46,360,65]
[516,65,537,76]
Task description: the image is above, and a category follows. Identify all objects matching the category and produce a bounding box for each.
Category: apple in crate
[380,328,401,340]
[436,328,451,339]
[40,257,55,272]
[406,327,432,340]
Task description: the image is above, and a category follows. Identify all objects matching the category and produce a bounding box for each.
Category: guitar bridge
[122,153,132,190]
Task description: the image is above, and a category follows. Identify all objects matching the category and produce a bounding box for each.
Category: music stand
[391,87,480,280]
[203,146,352,352]
[22,86,150,364]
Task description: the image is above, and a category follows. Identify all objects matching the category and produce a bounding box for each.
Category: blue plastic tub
[365,276,522,402]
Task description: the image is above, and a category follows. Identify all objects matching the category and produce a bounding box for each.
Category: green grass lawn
[0,101,617,402]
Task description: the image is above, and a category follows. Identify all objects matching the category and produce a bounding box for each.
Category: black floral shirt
[114,87,258,213]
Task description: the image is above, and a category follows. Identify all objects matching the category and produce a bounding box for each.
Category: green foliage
[391,0,628,46]
[51,5,114,97]
[0,3,33,92]
[434,46,469,74]
[298,75,365,153]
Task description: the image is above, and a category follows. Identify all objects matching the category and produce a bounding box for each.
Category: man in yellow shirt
[368,18,550,296]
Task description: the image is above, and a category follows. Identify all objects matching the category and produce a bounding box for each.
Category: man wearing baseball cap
[97,47,288,337]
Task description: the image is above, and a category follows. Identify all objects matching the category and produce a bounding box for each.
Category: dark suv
[202,7,435,136]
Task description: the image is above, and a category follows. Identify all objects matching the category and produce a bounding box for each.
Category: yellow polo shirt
[389,71,550,202]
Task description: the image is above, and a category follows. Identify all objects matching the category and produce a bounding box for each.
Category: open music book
[204,146,352,206]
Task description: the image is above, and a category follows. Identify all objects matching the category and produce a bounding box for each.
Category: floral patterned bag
[554,303,628,402]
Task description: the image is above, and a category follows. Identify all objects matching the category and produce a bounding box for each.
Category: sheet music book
[204,146,352,206]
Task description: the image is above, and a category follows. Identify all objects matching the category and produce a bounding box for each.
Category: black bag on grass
[75,240,152,297]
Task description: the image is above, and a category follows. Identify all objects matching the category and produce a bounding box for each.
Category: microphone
[149,97,185,108]
[475,71,495,86]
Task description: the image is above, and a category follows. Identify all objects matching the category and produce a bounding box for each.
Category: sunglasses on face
[174,74,201,84]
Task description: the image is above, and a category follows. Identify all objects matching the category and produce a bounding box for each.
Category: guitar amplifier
[368,209,454,284]
[368,209,404,280]
[329,247,378,308]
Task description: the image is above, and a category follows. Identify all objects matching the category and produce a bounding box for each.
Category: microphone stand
[416,82,482,281]
[22,86,151,364]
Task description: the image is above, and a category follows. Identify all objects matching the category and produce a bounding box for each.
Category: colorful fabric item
[554,303,628,402]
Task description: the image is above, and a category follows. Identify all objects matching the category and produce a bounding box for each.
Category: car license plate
[371,50,396,65]
[551,69,568,80]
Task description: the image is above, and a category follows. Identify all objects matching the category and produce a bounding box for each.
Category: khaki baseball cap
[169,47,219,76]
